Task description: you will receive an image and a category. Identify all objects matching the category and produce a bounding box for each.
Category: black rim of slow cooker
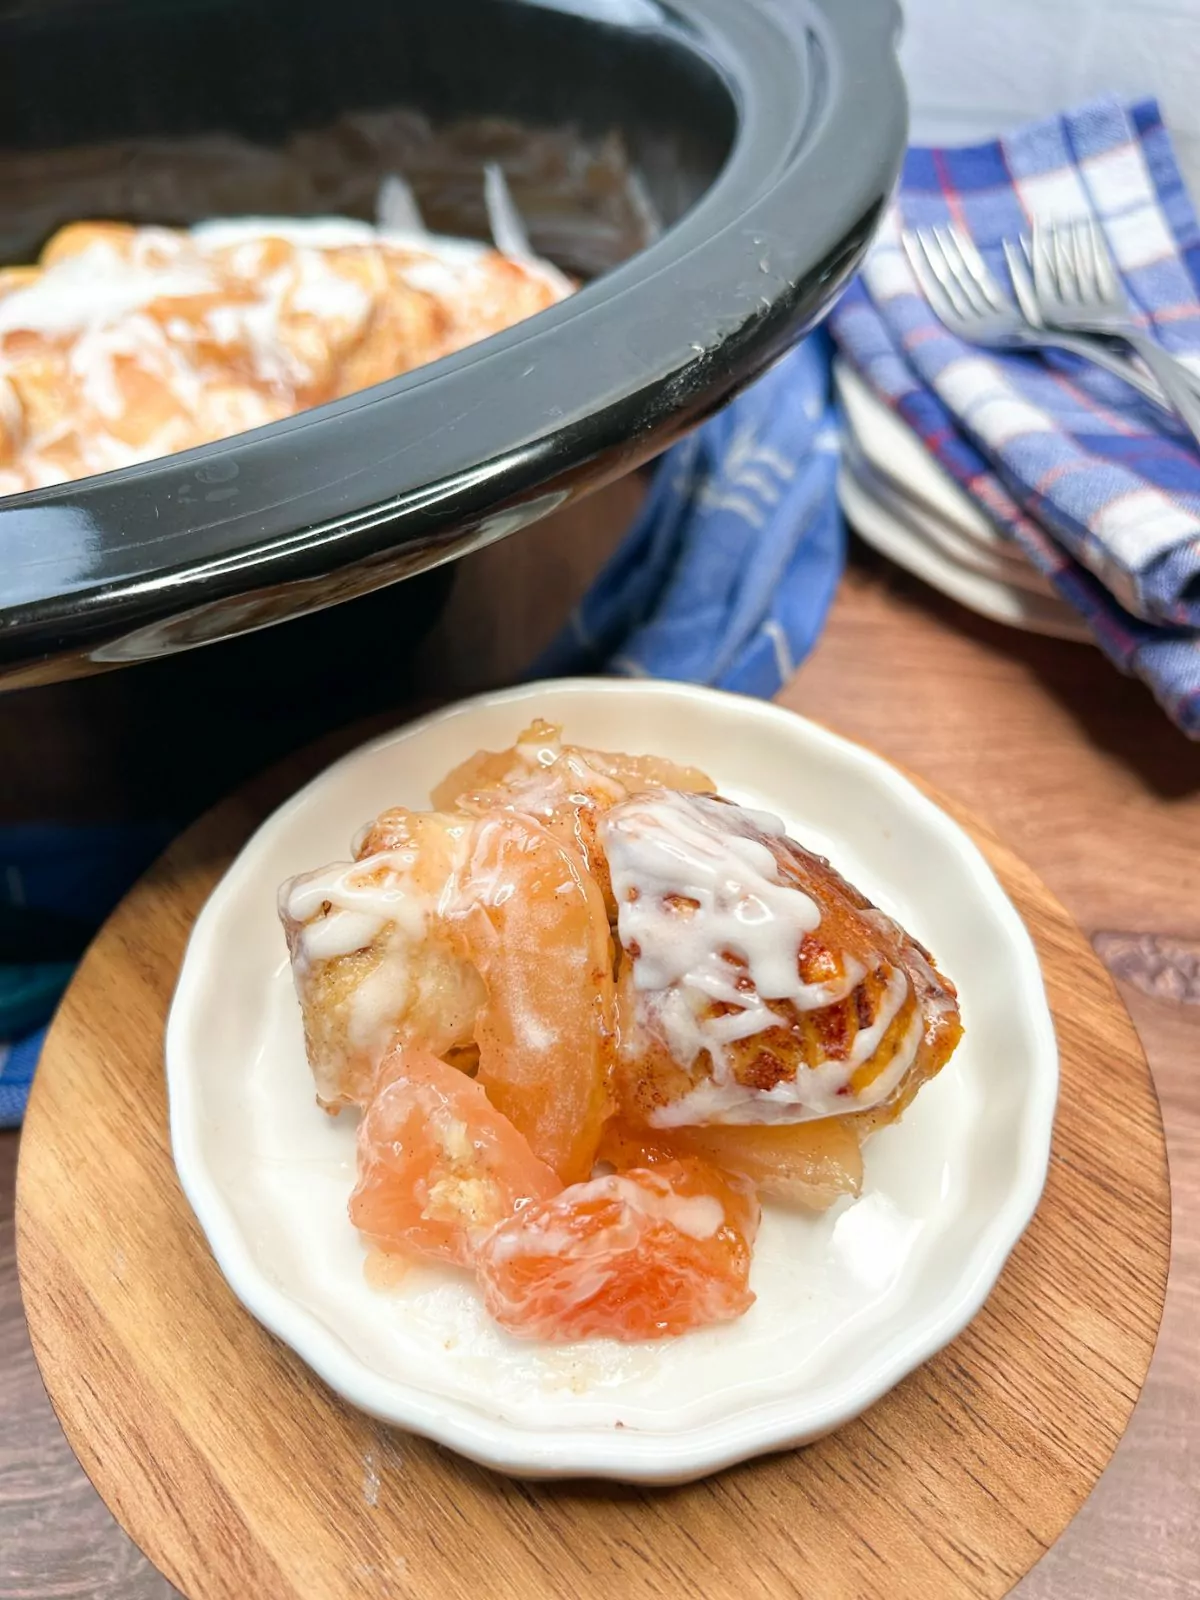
[0,0,906,679]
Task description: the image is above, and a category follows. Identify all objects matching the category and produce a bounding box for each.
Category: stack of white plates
[834,360,1092,643]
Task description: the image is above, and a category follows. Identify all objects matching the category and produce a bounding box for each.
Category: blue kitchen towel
[0,822,174,1127]
[830,96,1200,736]
[535,329,846,696]
[0,1028,44,1128]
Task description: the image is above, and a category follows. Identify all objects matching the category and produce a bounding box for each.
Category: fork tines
[901,224,1008,322]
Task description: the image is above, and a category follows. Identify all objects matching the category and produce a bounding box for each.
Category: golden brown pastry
[432,719,714,916]
[279,804,613,1183]
[280,725,963,1216]
[596,790,962,1203]
[0,218,571,494]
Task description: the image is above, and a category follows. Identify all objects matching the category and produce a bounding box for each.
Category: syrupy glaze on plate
[281,803,614,1185]
[432,717,714,916]
[0,216,572,493]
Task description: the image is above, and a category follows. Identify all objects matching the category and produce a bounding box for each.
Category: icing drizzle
[600,792,922,1125]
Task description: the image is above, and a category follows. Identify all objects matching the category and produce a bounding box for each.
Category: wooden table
[2,514,1198,1598]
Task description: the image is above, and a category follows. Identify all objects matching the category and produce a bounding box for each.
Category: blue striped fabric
[0,822,173,1127]
[830,97,1200,735]
[534,330,845,695]
[0,1028,44,1127]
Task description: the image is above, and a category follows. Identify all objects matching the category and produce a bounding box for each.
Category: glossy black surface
[0,0,906,684]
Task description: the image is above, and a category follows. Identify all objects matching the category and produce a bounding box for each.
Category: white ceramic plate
[839,397,1057,598]
[835,360,1018,556]
[167,679,1058,1484]
[835,360,1094,644]
[838,464,1094,642]
[843,440,1057,595]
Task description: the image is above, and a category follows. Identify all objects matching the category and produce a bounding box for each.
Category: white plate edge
[165,679,1060,1482]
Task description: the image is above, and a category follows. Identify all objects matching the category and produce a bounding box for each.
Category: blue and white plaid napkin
[830,96,1200,735]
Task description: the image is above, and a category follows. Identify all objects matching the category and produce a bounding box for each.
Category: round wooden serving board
[15,729,1171,1600]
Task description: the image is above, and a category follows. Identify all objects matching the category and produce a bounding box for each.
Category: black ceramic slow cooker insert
[0,0,907,686]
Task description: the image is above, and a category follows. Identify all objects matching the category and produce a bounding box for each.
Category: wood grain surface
[782,560,1200,1600]
[12,651,1172,1600]
[2,539,1198,1598]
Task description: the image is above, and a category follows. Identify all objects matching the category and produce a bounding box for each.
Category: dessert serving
[0,210,571,494]
[280,719,963,1343]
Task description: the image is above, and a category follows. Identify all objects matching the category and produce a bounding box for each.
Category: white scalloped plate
[166,679,1058,1484]
[834,358,1095,645]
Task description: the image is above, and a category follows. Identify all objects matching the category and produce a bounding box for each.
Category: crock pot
[0,0,906,690]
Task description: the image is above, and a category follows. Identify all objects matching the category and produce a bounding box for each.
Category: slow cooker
[0,0,905,816]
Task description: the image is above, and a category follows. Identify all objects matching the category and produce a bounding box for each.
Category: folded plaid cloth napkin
[0,339,846,1124]
[831,97,1200,736]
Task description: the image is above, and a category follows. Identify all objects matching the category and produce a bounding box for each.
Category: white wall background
[898,0,1200,198]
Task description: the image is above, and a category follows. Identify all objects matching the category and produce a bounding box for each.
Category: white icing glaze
[447,728,629,890]
[600,792,922,1126]
[281,823,483,1076]
[487,1173,724,1266]
[191,216,381,251]
[288,251,372,323]
[601,789,821,1033]
[509,725,628,805]
[283,850,435,960]
[652,1005,924,1128]
[0,242,212,337]
[0,208,570,491]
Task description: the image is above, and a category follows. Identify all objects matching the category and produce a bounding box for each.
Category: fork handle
[1043,330,1175,410]
[1123,332,1200,446]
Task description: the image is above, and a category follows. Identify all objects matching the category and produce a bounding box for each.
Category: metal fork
[1029,215,1200,444]
[1007,231,1200,405]
[901,224,1174,411]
